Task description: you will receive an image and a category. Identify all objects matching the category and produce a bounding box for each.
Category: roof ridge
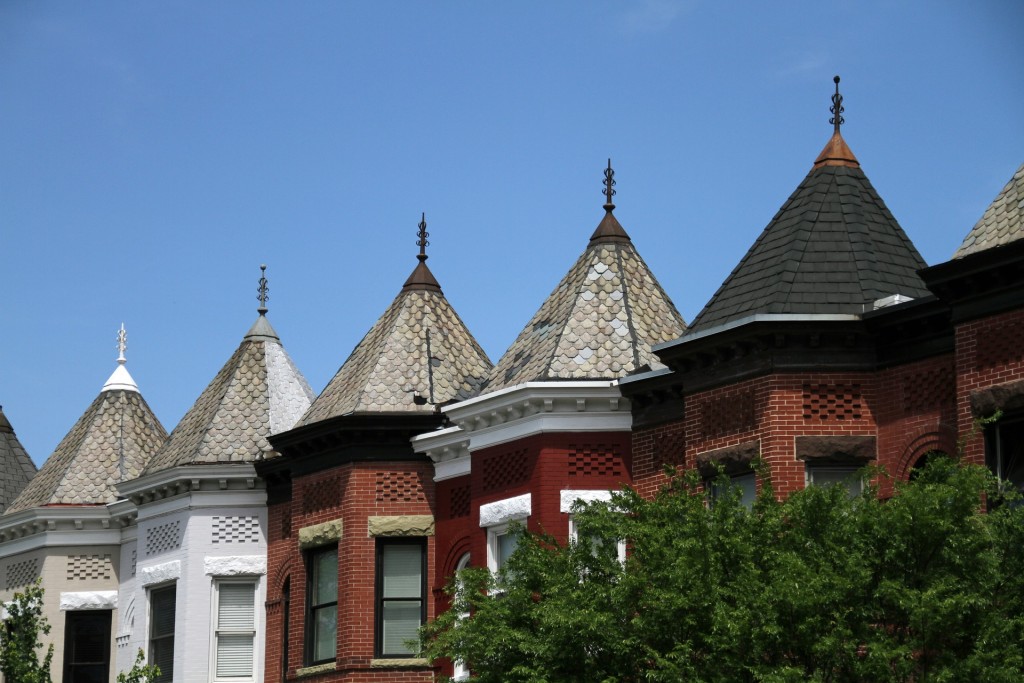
[614,244,642,369]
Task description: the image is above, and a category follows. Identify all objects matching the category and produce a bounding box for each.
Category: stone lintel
[368,515,435,537]
[297,518,343,549]
[696,440,760,478]
[295,662,336,677]
[370,658,430,668]
[971,378,1024,417]
[795,435,876,462]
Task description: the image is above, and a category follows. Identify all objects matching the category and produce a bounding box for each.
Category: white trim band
[204,555,267,576]
[479,493,531,527]
[60,591,118,611]
[559,489,614,513]
[139,560,181,587]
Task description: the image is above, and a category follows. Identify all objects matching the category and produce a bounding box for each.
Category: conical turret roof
[688,80,930,334]
[144,273,315,472]
[0,407,38,512]
[300,217,492,423]
[484,163,686,393]
[953,162,1024,259]
[6,332,167,513]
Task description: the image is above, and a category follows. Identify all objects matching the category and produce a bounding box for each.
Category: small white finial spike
[116,323,128,364]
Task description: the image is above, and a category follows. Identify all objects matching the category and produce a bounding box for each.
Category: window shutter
[216,583,255,678]
[382,545,422,598]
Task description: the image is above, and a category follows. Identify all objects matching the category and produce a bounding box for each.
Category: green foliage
[0,579,53,683]
[117,649,161,683]
[422,457,1024,682]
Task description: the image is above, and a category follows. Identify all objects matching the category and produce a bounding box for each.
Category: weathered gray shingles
[301,288,493,423]
[484,230,686,393]
[144,330,313,472]
[954,162,1024,258]
[688,165,930,333]
[0,409,37,511]
[6,391,167,512]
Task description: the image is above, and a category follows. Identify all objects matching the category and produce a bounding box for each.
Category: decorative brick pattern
[375,472,426,502]
[130,549,137,577]
[569,445,625,477]
[975,319,1023,368]
[281,508,292,538]
[145,520,181,556]
[701,390,755,437]
[212,516,260,544]
[482,449,529,492]
[6,558,39,589]
[450,484,470,518]
[303,476,341,514]
[654,428,686,467]
[67,554,113,581]
[902,367,954,413]
[803,383,863,421]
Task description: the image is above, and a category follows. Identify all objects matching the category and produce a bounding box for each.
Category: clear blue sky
[2,1,1022,466]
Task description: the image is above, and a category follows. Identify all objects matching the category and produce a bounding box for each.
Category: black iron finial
[257,264,269,315]
[417,212,429,263]
[830,75,845,134]
[603,159,616,212]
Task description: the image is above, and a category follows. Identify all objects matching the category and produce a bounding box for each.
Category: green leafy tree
[422,457,1024,682]
[0,580,53,683]
[117,649,161,683]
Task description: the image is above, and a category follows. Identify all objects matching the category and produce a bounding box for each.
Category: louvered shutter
[215,583,255,678]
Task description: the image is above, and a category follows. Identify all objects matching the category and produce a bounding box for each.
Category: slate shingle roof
[0,408,38,512]
[143,315,314,472]
[953,162,1024,259]
[300,260,492,423]
[483,209,686,393]
[5,388,167,513]
[687,132,930,333]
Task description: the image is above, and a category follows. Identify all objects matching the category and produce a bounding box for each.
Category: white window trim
[568,515,626,565]
[452,553,471,681]
[486,519,525,573]
[479,493,531,528]
[209,578,259,683]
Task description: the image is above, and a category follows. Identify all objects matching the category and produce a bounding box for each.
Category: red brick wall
[955,308,1024,464]
[264,461,437,683]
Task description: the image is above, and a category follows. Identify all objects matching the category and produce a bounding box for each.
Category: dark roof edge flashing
[656,313,863,354]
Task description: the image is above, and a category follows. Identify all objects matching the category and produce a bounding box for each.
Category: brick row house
[0,79,1021,683]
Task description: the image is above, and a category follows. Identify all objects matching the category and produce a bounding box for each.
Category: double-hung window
[375,539,426,658]
[149,584,176,683]
[486,522,521,574]
[305,546,338,665]
[63,610,112,683]
[212,580,257,681]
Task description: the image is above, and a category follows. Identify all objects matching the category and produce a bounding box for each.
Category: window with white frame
[568,515,626,565]
[149,584,176,683]
[212,580,257,681]
[806,463,863,497]
[452,553,471,681]
[486,521,522,574]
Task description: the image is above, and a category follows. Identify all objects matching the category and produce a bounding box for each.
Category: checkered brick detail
[569,445,625,477]
[482,449,529,492]
[303,476,341,514]
[803,383,863,421]
[902,366,954,413]
[212,516,260,544]
[375,471,426,502]
[5,558,39,590]
[450,484,470,518]
[281,508,292,539]
[654,429,686,467]
[976,319,1023,368]
[67,554,112,581]
[700,389,755,438]
[145,520,181,556]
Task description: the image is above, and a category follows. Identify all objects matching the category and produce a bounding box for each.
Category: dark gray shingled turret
[0,407,38,512]
[483,162,686,392]
[5,382,167,513]
[953,162,1024,258]
[300,216,492,422]
[687,111,929,334]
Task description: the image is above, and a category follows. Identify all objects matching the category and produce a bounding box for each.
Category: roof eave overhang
[920,240,1024,323]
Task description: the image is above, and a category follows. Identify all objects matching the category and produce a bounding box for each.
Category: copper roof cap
[813,76,860,169]
[403,213,442,291]
[589,159,632,244]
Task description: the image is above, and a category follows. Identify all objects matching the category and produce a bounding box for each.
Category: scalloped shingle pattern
[484,233,686,393]
[954,162,1024,258]
[301,288,492,423]
[144,326,314,472]
[0,410,37,512]
[5,390,167,513]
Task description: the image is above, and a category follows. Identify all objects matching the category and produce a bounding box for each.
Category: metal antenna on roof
[417,213,430,262]
[257,264,269,316]
[116,323,127,364]
[603,159,616,212]
[830,75,845,134]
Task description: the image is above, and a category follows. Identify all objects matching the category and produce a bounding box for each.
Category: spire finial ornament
[830,75,845,134]
[116,323,127,364]
[257,264,269,315]
[603,159,616,212]
[417,213,429,263]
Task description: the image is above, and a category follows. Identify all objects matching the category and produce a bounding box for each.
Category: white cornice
[416,382,631,458]
[118,463,261,504]
[0,506,116,547]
